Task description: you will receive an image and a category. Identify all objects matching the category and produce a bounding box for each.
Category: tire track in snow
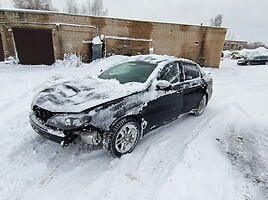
[2,61,268,200]
[159,106,236,196]
[215,104,268,200]
[73,106,229,200]
[37,165,61,189]
[3,139,112,200]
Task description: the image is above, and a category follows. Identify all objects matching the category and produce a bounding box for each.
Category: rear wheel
[103,117,141,157]
[193,94,207,116]
[247,62,252,66]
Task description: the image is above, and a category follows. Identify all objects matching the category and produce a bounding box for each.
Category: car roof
[127,54,198,66]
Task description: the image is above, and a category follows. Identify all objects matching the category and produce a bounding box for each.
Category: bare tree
[81,2,88,15]
[246,42,268,49]
[91,0,108,16]
[12,0,57,11]
[81,0,92,15]
[226,30,236,41]
[210,14,223,27]
[65,0,79,14]
[64,0,108,16]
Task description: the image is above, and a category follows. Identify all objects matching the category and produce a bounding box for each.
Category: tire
[193,94,207,116]
[266,61,268,65]
[246,62,251,66]
[103,117,141,157]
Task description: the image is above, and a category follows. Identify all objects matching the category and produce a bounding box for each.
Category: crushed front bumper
[29,112,77,145]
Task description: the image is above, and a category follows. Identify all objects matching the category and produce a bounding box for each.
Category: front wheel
[103,117,141,157]
[193,94,207,116]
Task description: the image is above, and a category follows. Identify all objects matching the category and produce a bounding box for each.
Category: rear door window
[158,62,181,84]
[182,62,201,80]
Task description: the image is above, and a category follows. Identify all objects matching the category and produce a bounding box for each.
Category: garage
[0,33,4,61]
[13,28,55,65]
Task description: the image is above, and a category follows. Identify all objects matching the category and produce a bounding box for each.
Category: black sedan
[30,55,213,157]
[237,55,268,66]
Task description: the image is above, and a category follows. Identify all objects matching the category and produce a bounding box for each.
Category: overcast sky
[1,0,268,45]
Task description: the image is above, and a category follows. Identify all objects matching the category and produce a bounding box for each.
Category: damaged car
[30,55,213,157]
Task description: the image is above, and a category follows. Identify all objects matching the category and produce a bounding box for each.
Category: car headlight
[46,114,89,130]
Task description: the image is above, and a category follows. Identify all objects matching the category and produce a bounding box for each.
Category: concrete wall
[0,9,227,68]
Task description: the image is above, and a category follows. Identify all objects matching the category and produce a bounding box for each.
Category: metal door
[13,28,55,65]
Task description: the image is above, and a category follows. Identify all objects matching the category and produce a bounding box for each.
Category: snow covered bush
[4,56,19,65]
[63,53,83,67]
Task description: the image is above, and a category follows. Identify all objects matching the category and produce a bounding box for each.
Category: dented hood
[32,78,144,113]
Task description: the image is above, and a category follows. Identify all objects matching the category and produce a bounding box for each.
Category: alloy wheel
[115,123,139,154]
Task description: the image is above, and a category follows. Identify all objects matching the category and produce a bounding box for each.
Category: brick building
[0,9,227,68]
[223,40,248,51]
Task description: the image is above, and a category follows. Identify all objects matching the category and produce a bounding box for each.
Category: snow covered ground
[0,57,267,200]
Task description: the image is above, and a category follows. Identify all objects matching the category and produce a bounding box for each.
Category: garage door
[13,28,55,65]
[0,33,4,61]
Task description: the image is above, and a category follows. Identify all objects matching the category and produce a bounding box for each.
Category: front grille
[33,106,56,123]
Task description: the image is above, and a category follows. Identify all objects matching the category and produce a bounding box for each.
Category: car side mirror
[156,80,172,91]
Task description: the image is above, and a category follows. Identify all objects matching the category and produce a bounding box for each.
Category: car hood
[32,78,145,113]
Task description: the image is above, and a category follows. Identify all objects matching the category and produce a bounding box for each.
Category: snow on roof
[0,8,60,15]
[127,54,198,66]
[92,36,102,45]
[105,36,152,42]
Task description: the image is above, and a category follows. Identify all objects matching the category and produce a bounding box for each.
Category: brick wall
[0,9,227,67]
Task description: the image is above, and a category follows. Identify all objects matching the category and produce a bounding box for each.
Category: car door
[252,56,261,65]
[180,61,204,114]
[265,56,268,65]
[146,62,183,129]
[259,56,268,65]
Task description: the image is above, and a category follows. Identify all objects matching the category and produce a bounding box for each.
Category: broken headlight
[46,114,91,130]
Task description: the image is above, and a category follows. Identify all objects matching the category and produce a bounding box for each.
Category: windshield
[99,61,157,84]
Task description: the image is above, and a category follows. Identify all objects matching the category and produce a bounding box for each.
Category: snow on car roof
[126,54,197,66]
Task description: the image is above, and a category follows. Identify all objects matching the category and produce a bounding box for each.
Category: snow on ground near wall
[0,57,268,200]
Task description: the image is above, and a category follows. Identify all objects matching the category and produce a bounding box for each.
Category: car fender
[89,92,146,132]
